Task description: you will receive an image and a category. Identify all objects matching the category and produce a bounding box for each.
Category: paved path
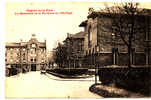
[5,71,101,98]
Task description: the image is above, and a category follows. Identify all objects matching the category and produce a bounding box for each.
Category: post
[74,59,75,68]
[94,53,97,84]
[69,59,70,72]
[145,48,149,67]
[113,49,116,65]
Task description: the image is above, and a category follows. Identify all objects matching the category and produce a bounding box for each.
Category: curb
[46,71,93,79]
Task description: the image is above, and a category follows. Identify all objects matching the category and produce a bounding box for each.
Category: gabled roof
[72,31,86,38]
[64,31,86,43]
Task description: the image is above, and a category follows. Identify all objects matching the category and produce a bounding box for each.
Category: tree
[103,2,147,68]
[54,42,68,68]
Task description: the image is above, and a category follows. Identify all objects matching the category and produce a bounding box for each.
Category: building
[79,8,151,67]
[64,32,86,68]
[5,34,47,76]
[55,32,86,68]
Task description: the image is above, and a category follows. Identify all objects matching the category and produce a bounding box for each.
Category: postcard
[4,2,151,98]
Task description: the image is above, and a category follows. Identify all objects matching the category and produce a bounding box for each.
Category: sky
[6,2,151,50]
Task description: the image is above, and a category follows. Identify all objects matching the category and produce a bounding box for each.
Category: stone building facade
[79,8,151,67]
[62,32,86,68]
[5,34,47,75]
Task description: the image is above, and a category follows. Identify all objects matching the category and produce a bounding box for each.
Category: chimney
[31,33,36,39]
[88,8,94,15]
[67,33,70,38]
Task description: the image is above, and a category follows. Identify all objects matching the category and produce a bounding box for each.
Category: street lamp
[95,46,100,84]
[112,33,116,65]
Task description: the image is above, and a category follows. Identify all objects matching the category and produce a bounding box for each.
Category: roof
[87,8,151,19]
[6,43,20,47]
[20,42,28,46]
[67,31,86,39]
[6,42,46,48]
[73,31,86,38]
[79,20,87,27]
[39,42,46,48]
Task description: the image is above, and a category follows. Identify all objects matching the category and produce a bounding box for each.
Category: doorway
[31,64,36,71]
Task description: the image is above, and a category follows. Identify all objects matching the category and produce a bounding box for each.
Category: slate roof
[72,31,86,38]
[6,43,20,47]
[67,31,86,39]
[6,42,46,48]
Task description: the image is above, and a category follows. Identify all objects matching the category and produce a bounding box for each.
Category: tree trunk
[128,15,134,68]
[128,44,132,68]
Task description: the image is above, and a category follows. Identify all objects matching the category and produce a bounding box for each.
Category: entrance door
[31,64,36,71]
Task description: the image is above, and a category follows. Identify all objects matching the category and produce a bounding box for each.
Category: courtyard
[5,71,101,98]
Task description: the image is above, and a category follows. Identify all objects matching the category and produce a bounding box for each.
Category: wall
[83,12,151,67]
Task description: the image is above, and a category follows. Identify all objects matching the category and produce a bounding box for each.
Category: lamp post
[94,51,97,84]
[112,33,116,65]
[95,46,100,84]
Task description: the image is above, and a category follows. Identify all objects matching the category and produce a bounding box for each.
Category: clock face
[32,44,36,48]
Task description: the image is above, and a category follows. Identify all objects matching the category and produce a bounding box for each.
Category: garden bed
[46,68,88,76]
[98,67,151,96]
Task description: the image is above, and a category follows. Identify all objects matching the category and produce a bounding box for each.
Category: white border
[0,0,151,100]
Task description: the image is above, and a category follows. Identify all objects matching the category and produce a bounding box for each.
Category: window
[32,44,36,48]
[41,54,44,57]
[149,22,151,40]
[10,56,13,59]
[17,53,19,56]
[23,53,25,56]
[10,59,13,62]
[30,49,33,54]
[10,48,13,54]
[31,58,33,62]
[146,17,151,41]
[16,53,20,57]
[23,48,26,51]
[41,49,44,52]
[42,59,44,63]
[23,58,26,61]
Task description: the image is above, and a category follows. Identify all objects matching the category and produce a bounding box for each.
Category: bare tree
[103,2,147,68]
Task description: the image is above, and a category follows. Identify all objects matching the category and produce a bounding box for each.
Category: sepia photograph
[4,1,151,98]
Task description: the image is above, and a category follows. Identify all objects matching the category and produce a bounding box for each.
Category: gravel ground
[5,71,101,98]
